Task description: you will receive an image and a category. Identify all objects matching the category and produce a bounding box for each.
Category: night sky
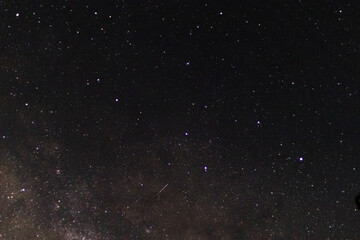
[1,1,360,239]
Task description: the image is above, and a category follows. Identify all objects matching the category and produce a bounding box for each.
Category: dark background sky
[1,1,360,239]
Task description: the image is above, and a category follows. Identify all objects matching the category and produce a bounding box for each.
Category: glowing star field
[1,1,360,239]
